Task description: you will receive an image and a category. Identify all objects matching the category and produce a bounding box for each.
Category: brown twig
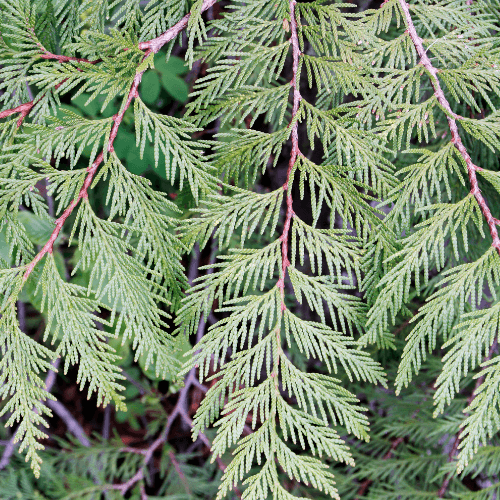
[0,2,225,493]
[0,100,35,127]
[276,0,301,313]
[22,149,101,281]
[109,369,240,497]
[45,399,91,447]
[38,51,101,65]
[398,0,500,255]
[138,0,218,54]
[0,0,222,233]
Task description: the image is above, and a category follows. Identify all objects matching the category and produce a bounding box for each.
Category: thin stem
[397,1,500,494]
[272,0,301,385]
[38,51,101,65]
[398,0,500,255]
[138,0,218,54]
[169,450,192,495]
[102,405,111,441]
[277,0,301,311]
[0,101,35,127]
[187,243,201,287]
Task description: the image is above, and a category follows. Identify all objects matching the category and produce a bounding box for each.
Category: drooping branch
[397,0,500,255]
[396,1,500,495]
[20,0,218,281]
[107,242,240,497]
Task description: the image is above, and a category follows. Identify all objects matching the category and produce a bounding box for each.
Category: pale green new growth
[1,0,500,497]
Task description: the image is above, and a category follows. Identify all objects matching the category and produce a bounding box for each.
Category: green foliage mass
[1,0,500,499]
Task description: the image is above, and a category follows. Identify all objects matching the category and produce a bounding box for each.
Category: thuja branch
[398,0,500,255]
[0,1,220,130]
[0,358,60,471]
[0,50,101,127]
[21,69,144,282]
[20,2,219,281]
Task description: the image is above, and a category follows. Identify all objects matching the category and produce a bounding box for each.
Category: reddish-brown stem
[398,0,500,255]
[0,101,33,121]
[139,0,218,54]
[277,0,301,309]
[22,151,102,281]
[271,0,301,381]
[0,101,35,127]
[39,52,101,65]
[355,436,405,499]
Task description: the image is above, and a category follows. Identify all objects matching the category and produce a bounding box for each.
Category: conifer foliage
[1,0,500,499]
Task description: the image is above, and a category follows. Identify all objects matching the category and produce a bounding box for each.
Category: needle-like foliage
[1,0,500,498]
